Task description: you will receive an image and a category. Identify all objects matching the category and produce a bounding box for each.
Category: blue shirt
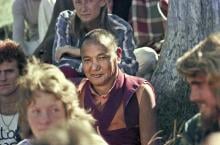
[53,10,138,75]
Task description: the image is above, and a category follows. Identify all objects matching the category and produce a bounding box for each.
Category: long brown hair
[70,4,113,38]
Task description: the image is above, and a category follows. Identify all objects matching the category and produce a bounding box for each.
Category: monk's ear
[99,0,107,7]
[116,47,122,63]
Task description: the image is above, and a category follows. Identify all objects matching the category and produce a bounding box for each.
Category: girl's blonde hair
[17,57,95,138]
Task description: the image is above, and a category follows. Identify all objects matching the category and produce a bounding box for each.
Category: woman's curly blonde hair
[17,57,95,138]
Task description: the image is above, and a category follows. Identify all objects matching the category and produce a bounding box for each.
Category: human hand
[55,46,71,61]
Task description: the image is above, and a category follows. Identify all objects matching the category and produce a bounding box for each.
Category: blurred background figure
[12,0,55,55]
[38,0,56,43]
[34,0,74,63]
[130,0,168,52]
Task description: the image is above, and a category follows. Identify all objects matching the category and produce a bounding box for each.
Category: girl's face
[27,90,66,139]
[73,0,106,23]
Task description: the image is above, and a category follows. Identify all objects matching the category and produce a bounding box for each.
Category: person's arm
[12,0,27,54]
[55,45,80,61]
[136,83,157,145]
[53,10,75,63]
[116,17,138,75]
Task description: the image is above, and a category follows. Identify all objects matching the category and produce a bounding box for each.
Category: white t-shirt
[0,113,19,145]
[17,139,32,145]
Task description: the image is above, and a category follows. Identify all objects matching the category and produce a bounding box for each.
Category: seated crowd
[1,0,220,145]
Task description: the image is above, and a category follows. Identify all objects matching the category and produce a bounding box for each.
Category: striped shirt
[53,10,138,75]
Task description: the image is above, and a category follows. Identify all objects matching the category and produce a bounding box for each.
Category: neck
[84,17,100,31]
[93,84,113,96]
[0,89,19,115]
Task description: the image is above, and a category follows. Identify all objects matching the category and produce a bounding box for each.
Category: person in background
[176,33,220,144]
[130,0,168,52]
[31,120,108,145]
[34,0,74,63]
[17,58,105,145]
[130,0,169,79]
[111,0,132,21]
[0,39,27,144]
[77,29,157,145]
[12,0,55,55]
[53,0,138,78]
[38,0,56,43]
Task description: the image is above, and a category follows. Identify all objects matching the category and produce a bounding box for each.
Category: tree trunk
[151,0,220,139]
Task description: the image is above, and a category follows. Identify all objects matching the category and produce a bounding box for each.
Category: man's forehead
[0,60,18,69]
[82,42,112,53]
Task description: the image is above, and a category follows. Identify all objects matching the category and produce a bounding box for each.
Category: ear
[99,0,107,7]
[116,47,122,63]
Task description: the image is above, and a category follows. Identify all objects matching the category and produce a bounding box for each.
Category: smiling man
[77,29,157,145]
[176,33,220,144]
[0,39,27,144]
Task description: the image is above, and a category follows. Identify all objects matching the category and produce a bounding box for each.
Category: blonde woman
[17,58,107,145]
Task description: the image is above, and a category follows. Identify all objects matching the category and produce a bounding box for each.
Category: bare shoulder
[136,83,156,108]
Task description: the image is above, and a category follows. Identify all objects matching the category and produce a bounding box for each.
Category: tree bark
[151,0,220,139]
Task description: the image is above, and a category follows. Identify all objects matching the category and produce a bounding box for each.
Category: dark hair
[80,28,118,52]
[0,39,27,75]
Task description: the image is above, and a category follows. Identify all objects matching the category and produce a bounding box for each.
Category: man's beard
[201,107,220,132]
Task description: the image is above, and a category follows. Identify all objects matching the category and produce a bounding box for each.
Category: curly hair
[0,39,26,75]
[17,57,95,138]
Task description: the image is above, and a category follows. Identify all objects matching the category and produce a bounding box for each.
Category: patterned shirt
[130,0,166,49]
[53,10,138,75]
[0,113,21,145]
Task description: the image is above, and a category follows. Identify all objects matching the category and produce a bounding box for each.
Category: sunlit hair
[176,33,220,82]
[176,33,220,97]
[70,3,113,37]
[17,57,95,138]
[80,28,118,53]
[0,39,26,75]
[32,120,108,145]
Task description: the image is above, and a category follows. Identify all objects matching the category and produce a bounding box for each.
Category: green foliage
[0,0,13,40]
[0,0,13,28]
